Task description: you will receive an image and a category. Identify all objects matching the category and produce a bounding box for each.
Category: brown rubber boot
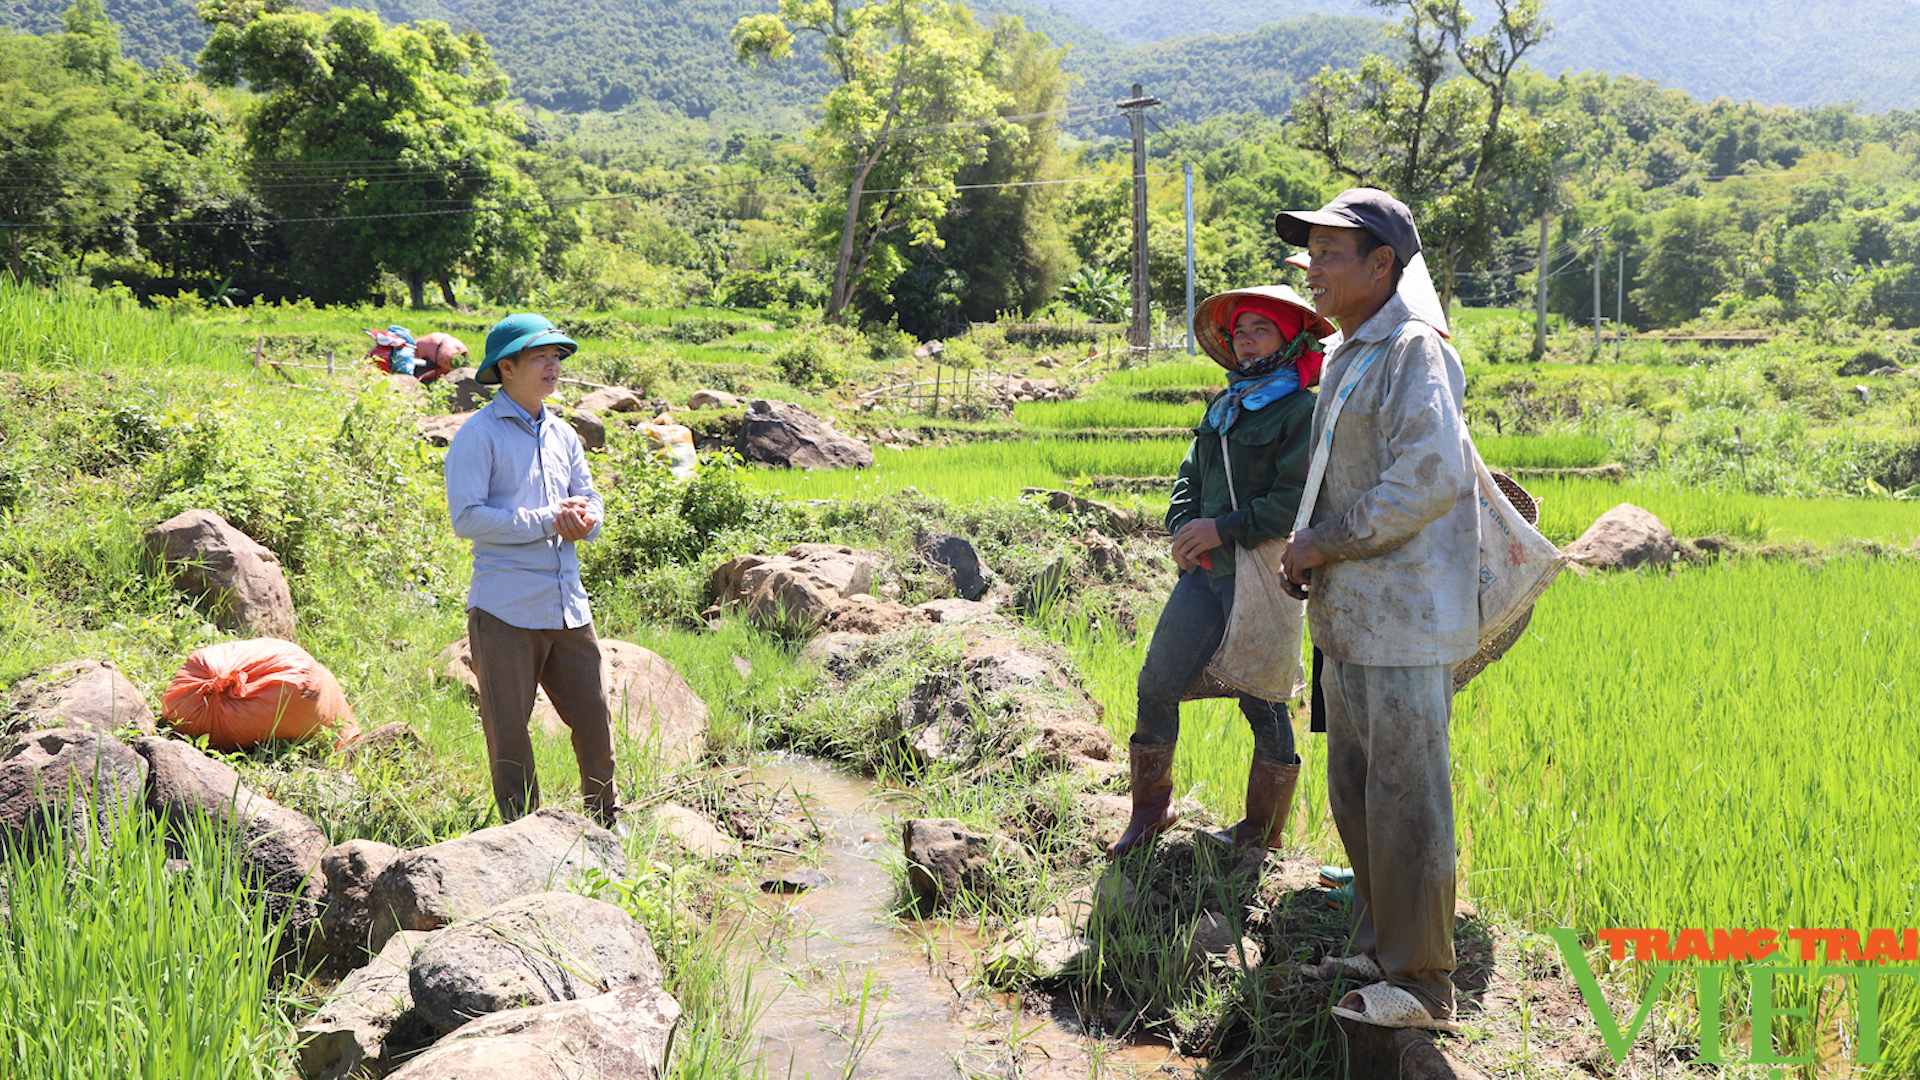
[1202,756,1301,853]
[1107,738,1179,857]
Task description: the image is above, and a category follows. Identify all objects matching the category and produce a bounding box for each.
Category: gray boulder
[708,545,880,634]
[919,533,995,601]
[416,411,477,447]
[1021,488,1140,535]
[577,386,646,414]
[914,598,997,624]
[560,407,606,451]
[135,736,329,936]
[144,509,297,638]
[337,721,424,764]
[901,818,1028,908]
[737,399,872,469]
[4,659,153,736]
[0,728,146,851]
[689,388,741,410]
[383,373,428,408]
[1566,503,1675,571]
[310,838,405,976]
[365,809,627,950]
[409,891,663,1034]
[440,637,708,767]
[384,984,680,1080]
[443,367,492,412]
[296,929,437,1080]
[650,802,739,861]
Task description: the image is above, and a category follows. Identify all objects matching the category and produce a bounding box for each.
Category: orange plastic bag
[161,639,359,750]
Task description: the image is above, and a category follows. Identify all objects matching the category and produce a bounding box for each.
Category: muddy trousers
[1321,657,1456,1017]
[468,607,618,828]
[1134,569,1296,763]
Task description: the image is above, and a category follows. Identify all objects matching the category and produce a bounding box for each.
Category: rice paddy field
[1055,555,1920,1074]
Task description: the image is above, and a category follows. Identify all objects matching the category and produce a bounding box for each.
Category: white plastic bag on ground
[642,413,697,480]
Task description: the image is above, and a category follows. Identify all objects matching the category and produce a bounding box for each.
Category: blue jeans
[1135,569,1297,763]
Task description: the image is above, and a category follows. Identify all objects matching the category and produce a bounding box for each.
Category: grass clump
[0,808,301,1080]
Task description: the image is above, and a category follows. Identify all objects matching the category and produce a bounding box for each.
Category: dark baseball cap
[1275,188,1421,265]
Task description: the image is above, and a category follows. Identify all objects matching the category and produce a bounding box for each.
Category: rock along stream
[735,755,1203,1080]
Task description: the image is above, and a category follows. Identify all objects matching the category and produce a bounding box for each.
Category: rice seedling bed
[1012,398,1205,430]
[1476,433,1611,469]
[1528,477,1920,546]
[744,438,1193,503]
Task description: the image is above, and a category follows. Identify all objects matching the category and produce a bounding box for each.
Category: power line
[0,166,1181,230]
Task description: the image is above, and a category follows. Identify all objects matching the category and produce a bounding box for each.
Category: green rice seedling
[1477,434,1611,469]
[0,805,300,1080]
[1454,558,1920,1074]
[1099,362,1226,390]
[1523,477,1920,547]
[743,439,1191,503]
[1013,399,1203,430]
[0,278,240,372]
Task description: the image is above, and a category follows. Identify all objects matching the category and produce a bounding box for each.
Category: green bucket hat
[478,313,577,386]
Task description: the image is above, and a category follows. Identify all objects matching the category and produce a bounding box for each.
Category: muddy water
[741,755,974,1080]
[736,755,1205,1080]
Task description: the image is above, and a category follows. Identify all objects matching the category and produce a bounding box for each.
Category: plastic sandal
[1317,865,1354,888]
[1324,883,1353,909]
[1330,980,1460,1032]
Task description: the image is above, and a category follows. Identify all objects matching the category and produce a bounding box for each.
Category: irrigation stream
[737,755,1203,1079]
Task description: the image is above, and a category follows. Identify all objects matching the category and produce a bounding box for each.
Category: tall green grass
[744,438,1192,502]
[0,279,240,372]
[1012,399,1203,429]
[0,808,300,1079]
[1455,558,1920,1071]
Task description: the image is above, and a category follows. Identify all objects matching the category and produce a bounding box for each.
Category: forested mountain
[1040,0,1920,111]
[8,0,1916,123]
[1070,16,1389,121]
[0,0,1119,116]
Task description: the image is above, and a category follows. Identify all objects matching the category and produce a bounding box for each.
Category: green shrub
[588,351,671,395]
[667,315,750,345]
[770,333,848,390]
[582,442,812,610]
[716,263,826,310]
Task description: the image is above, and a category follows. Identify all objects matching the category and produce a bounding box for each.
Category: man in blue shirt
[444,313,616,828]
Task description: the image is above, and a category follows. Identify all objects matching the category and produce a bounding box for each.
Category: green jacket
[1165,386,1316,578]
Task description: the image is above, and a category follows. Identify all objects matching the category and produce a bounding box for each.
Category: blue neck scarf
[1207,363,1299,433]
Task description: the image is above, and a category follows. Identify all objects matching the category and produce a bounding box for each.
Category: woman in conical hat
[1108,283,1331,862]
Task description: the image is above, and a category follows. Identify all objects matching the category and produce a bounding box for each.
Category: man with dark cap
[1276,188,1477,1031]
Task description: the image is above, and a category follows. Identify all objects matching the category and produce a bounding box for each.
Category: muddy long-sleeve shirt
[1304,292,1479,667]
[444,391,603,630]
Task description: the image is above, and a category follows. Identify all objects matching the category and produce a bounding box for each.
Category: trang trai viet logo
[1550,927,1920,1070]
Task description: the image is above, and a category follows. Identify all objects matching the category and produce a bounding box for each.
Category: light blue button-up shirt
[444,391,603,630]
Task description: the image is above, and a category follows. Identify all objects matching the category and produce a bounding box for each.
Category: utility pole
[1616,248,1626,353]
[1184,162,1195,356]
[1118,85,1161,366]
[1532,210,1549,361]
[1593,234,1603,347]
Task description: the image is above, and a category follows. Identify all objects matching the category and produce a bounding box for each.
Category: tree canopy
[197,0,544,306]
